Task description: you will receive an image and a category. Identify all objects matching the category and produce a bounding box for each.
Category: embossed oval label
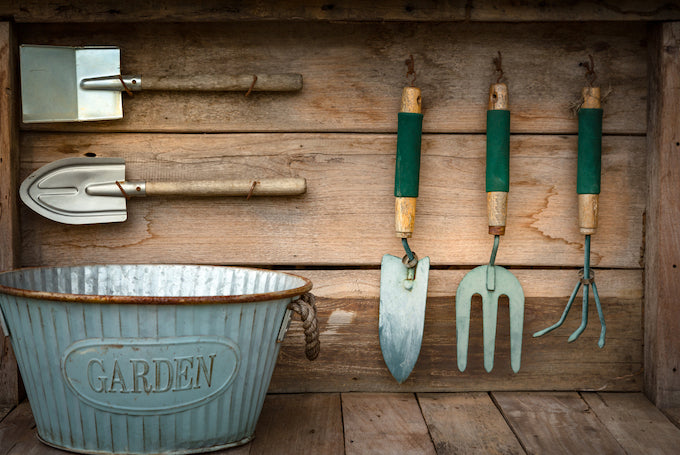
[62,336,240,415]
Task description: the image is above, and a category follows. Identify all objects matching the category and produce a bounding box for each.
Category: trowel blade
[379,254,429,383]
[20,157,128,224]
[20,45,123,122]
[456,265,525,373]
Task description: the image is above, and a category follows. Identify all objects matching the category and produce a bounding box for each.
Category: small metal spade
[379,85,429,384]
[20,45,303,122]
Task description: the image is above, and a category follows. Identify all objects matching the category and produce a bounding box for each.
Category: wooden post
[645,22,680,409]
[0,22,21,407]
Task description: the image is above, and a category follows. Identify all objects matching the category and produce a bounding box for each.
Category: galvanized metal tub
[0,264,314,455]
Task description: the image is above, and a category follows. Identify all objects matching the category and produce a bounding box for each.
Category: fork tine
[507,285,525,373]
[482,287,499,372]
[455,273,477,372]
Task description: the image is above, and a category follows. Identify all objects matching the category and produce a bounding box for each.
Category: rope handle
[287,293,320,361]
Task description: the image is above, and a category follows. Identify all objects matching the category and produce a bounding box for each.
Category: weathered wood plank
[665,408,680,429]
[0,401,63,455]
[0,21,21,407]
[493,392,625,454]
[6,1,680,23]
[645,21,680,409]
[247,393,344,454]
[18,22,647,134]
[582,392,680,455]
[269,269,642,393]
[418,392,524,454]
[342,393,435,455]
[19,133,646,268]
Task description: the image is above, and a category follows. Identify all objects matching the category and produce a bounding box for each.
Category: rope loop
[287,292,320,361]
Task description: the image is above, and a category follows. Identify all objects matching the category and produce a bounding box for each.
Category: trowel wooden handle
[394,87,423,238]
[140,74,303,92]
[577,87,602,235]
[486,83,510,236]
[145,178,307,197]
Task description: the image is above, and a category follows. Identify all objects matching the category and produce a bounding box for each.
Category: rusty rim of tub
[0,264,313,305]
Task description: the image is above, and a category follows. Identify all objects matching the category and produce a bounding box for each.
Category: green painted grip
[394,112,424,197]
[486,109,510,192]
[577,108,603,194]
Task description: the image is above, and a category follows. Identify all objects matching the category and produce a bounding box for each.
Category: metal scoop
[20,157,307,224]
[20,45,303,122]
[456,83,525,373]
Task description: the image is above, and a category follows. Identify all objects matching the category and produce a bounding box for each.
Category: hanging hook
[405,54,417,87]
[493,50,504,84]
[580,54,597,87]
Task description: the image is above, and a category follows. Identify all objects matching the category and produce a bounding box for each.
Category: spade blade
[20,45,123,122]
[20,157,128,224]
[379,254,429,383]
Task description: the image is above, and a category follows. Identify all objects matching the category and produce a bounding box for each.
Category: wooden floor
[2,392,680,454]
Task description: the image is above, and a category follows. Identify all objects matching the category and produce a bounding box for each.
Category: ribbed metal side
[0,265,308,455]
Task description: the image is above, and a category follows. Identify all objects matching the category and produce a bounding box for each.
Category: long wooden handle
[145,178,307,197]
[578,86,602,235]
[394,87,423,238]
[487,83,509,236]
[140,74,303,92]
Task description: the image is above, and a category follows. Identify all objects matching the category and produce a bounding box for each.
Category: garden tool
[456,82,524,373]
[20,45,303,122]
[533,86,606,347]
[20,157,307,224]
[379,85,429,384]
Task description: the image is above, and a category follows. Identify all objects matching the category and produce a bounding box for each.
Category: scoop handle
[145,178,306,197]
[394,87,423,238]
[577,87,603,235]
[486,83,510,236]
[140,74,303,92]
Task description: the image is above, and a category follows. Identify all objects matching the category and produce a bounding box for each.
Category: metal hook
[402,238,416,264]
[493,51,504,84]
[405,54,417,87]
[580,54,597,87]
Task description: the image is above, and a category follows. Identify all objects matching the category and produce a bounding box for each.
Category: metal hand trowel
[379,85,429,384]
[20,44,303,123]
[456,81,524,373]
[20,157,307,224]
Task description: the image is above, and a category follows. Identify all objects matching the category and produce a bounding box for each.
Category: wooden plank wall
[646,22,680,409]
[12,20,648,393]
[0,22,21,407]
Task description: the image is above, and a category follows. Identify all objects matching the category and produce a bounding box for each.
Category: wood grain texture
[268,269,641,393]
[248,394,344,455]
[5,1,680,22]
[0,401,63,455]
[582,392,680,455]
[19,133,646,268]
[665,407,680,429]
[645,22,680,409]
[418,392,524,454]
[17,22,647,134]
[493,392,625,455]
[342,393,435,455]
[0,21,21,408]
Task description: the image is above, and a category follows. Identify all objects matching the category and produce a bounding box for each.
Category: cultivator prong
[534,236,606,347]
